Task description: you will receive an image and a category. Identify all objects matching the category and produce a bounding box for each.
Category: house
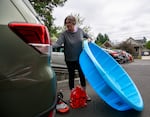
[101,40,113,48]
[125,37,146,58]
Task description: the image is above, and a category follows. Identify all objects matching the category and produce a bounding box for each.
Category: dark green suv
[0,0,57,117]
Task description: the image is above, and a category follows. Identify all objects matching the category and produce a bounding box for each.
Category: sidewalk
[141,56,150,60]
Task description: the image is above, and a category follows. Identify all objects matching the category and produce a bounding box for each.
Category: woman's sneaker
[86,95,91,101]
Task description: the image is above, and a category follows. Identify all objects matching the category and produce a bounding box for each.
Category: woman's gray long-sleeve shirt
[52,28,89,61]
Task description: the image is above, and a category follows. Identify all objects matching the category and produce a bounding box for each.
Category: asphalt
[56,59,150,117]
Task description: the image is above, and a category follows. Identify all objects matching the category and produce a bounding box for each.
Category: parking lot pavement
[56,59,150,117]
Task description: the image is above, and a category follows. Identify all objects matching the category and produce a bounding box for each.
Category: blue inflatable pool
[79,40,144,111]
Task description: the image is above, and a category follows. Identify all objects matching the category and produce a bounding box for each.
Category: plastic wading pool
[79,40,144,111]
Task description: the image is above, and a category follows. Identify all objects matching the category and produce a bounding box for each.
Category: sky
[53,0,150,43]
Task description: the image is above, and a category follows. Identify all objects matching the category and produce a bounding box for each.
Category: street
[56,59,150,117]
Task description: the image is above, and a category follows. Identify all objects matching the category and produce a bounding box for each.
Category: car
[51,46,125,69]
[102,48,124,64]
[114,50,134,63]
[0,0,57,117]
[52,46,67,68]
[143,51,150,56]
[51,46,80,80]
[126,52,134,62]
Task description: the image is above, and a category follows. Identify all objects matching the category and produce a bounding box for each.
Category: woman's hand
[87,38,93,42]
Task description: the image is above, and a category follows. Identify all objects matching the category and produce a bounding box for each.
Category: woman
[53,15,91,101]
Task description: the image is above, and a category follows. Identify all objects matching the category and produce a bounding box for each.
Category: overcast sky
[53,0,150,43]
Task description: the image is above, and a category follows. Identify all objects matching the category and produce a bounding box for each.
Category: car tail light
[8,22,51,55]
[48,109,56,117]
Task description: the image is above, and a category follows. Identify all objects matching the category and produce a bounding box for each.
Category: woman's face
[65,19,75,32]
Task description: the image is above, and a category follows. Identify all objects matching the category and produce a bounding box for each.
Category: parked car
[102,48,124,64]
[0,0,57,117]
[52,46,66,68]
[51,46,126,68]
[114,50,134,63]
[142,51,150,56]
[126,52,134,62]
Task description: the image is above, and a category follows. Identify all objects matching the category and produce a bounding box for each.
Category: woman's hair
[64,15,76,25]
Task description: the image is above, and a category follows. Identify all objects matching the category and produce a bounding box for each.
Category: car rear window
[23,0,37,16]
[23,0,44,24]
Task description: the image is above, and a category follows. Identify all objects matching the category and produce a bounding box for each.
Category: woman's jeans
[66,60,86,90]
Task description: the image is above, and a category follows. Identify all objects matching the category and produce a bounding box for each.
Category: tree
[145,40,150,49]
[117,41,135,55]
[95,33,110,46]
[29,0,67,35]
[70,13,92,34]
[74,13,84,26]
[104,34,110,41]
[56,13,93,39]
[95,33,103,46]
